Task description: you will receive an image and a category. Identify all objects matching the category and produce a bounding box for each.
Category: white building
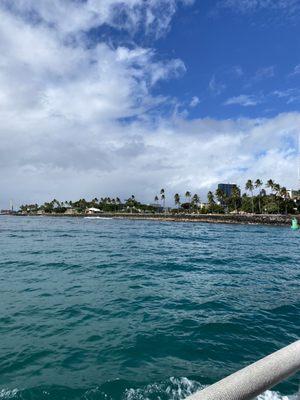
[86,207,103,214]
[287,189,300,200]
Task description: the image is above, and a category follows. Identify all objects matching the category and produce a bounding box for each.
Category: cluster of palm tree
[71,197,122,208]
[154,189,166,208]
[244,179,290,214]
[20,197,122,213]
[20,194,158,214]
[154,189,201,209]
[173,191,200,208]
[167,179,296,214]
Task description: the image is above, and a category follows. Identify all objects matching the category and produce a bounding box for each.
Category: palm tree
[161,194,166,209]
[192,193,200,205]
[215,188,225,205]
[154,195,159,205]
[255,179,263,213]
[185,191,191,203]
[111,198,116,211]
[215,188,227,212]
[160,189,165,208]
[245,179,255,213]
[207,191,215,205]
[273,183,281,214]
[116,197,121,211]
[280,186,288,215]
[192,194,200,211]
[273,183,281,195]
[91,197,98,207]
[266,179,274,195]
[174,193,180,208]
[231,186,240,212]
[126,196,135,213]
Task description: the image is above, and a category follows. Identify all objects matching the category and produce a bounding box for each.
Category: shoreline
[5,212,297,227]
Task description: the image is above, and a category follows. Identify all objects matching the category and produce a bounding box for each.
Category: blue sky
[154,0,300,119]
[0,0,300,208]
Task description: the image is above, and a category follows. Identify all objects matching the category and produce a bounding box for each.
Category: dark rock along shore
[13,213,297,226]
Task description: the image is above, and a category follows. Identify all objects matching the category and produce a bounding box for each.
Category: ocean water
[0,216,299,400]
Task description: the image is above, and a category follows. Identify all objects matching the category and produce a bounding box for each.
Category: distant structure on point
[218,183,240,197]
[298,130,300,189]
[0,199,15,215]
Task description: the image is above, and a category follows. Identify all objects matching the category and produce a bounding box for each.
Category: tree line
[20,196,159,214]
[19,179,299,215]
[155,180,299,214]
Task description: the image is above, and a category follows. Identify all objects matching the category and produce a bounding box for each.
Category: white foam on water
[257,391,297,400]
[0,389,18,399]
[84,217,113,220]
[0,383,296,400]
[123,378,296,400]
[124,377,204,400]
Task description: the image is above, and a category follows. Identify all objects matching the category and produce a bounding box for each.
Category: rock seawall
[13,212,297,226]
[109,213,293,226]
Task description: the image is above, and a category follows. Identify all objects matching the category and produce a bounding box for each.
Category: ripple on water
[0,217,299,397]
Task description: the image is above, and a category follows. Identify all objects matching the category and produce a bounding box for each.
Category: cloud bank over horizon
[0,0,299,208]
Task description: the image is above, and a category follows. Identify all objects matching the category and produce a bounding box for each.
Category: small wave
[0,380,295,400]
[124,377,202,400]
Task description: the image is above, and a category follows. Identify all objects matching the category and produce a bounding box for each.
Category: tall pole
[298,131,300,189]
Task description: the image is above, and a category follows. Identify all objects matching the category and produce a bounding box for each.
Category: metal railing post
[185,340,300,400]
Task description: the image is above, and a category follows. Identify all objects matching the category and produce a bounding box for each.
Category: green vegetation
[19,179,300,215]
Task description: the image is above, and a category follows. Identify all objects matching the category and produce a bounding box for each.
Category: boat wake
[84,217,113,220]
[0,378,295,400]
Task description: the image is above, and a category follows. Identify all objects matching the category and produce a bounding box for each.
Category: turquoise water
[0,216,299,400]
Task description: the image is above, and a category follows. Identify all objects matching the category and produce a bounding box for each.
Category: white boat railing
[185,340,300,400]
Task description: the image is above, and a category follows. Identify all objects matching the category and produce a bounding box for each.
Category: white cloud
[272,88,300,103]
[1,0,193,39]
[291,64,300,75]
[224,94,259,107]
[2,108,300,207]
[243,66,275,89]
[189,96,200,107]
[255,66,275,80]
[209,75,226,95]
[233,66,243,77]
[0,1,299,209]
[0,3,187,122]
[219,0,300,16]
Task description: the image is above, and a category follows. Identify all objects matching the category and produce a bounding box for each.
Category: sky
[1,0,300,208]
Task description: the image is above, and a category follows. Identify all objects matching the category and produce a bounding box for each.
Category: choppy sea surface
[0,216,299,400]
